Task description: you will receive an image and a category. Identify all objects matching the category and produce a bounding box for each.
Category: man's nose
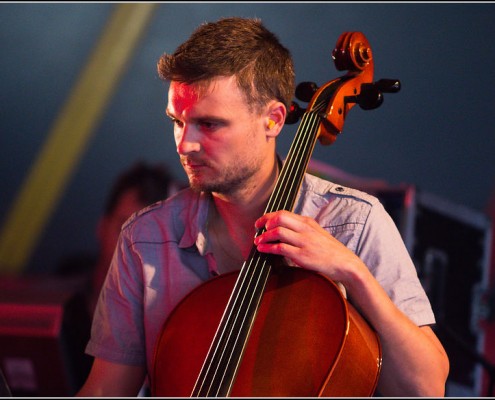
[176,125,200,155]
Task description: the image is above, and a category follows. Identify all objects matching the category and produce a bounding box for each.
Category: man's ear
[265,101,286,137]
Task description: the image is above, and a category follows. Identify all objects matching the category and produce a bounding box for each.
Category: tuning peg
[356,83,384,110]
[295,81,319,102]
[375,79,401,93]
[346,78,401,110]
[285,101,305,124]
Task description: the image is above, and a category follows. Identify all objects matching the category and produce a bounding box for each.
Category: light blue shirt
[86,172,435,374]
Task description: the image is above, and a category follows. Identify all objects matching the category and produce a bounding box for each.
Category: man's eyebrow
[164,111,228,124]
[165,109,182,121]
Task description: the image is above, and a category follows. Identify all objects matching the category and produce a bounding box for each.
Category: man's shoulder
[299,173,388,231]
[121,187,196,231]
[302,172,380,206]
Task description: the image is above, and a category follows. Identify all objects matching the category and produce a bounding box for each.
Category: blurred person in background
[56,160,182,315]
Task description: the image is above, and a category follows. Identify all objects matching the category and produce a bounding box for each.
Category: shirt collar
[178,190,213,257]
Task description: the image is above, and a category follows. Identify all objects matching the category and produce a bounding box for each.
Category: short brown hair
[157,17,295,113]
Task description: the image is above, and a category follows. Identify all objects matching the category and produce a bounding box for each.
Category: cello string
[200,111,323,396]
[271,111,321,212]
[195,122,308,394]
[194,102,327,396]
[196,110,325,396]
[267,108,324,215]
[221,115,323,389]
[211,111,324,394]
[203,129,311,394]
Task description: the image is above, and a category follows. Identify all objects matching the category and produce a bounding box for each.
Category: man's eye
[171,118,184,128]
[200,122,214,129]
[199,121,219,131]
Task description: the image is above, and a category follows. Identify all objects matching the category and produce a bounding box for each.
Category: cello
[152,31,400,397]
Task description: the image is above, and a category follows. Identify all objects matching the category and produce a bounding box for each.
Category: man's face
[166,76,273,195]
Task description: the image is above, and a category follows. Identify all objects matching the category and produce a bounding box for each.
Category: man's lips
[181,158,208,171]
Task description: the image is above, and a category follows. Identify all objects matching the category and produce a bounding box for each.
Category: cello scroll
[287,31,400,145]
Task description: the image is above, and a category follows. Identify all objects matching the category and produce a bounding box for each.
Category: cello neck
[264,111,325,215]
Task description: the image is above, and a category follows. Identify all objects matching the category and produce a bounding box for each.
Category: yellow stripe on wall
[0,3,159,274]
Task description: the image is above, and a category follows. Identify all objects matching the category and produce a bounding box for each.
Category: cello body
[152,267,381,397]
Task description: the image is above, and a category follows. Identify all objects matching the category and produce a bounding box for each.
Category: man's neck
[211,155,279,228]
[208,156,280,258]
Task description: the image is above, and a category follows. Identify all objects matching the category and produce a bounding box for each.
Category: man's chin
[189,182,204,193]
[188,179,212,193]
[187,180,202,192]
[188,179,233,195]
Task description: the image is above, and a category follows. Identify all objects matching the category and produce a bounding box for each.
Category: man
[77,17,449,396]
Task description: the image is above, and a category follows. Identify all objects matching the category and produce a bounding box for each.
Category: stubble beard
[186,159,261,196]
